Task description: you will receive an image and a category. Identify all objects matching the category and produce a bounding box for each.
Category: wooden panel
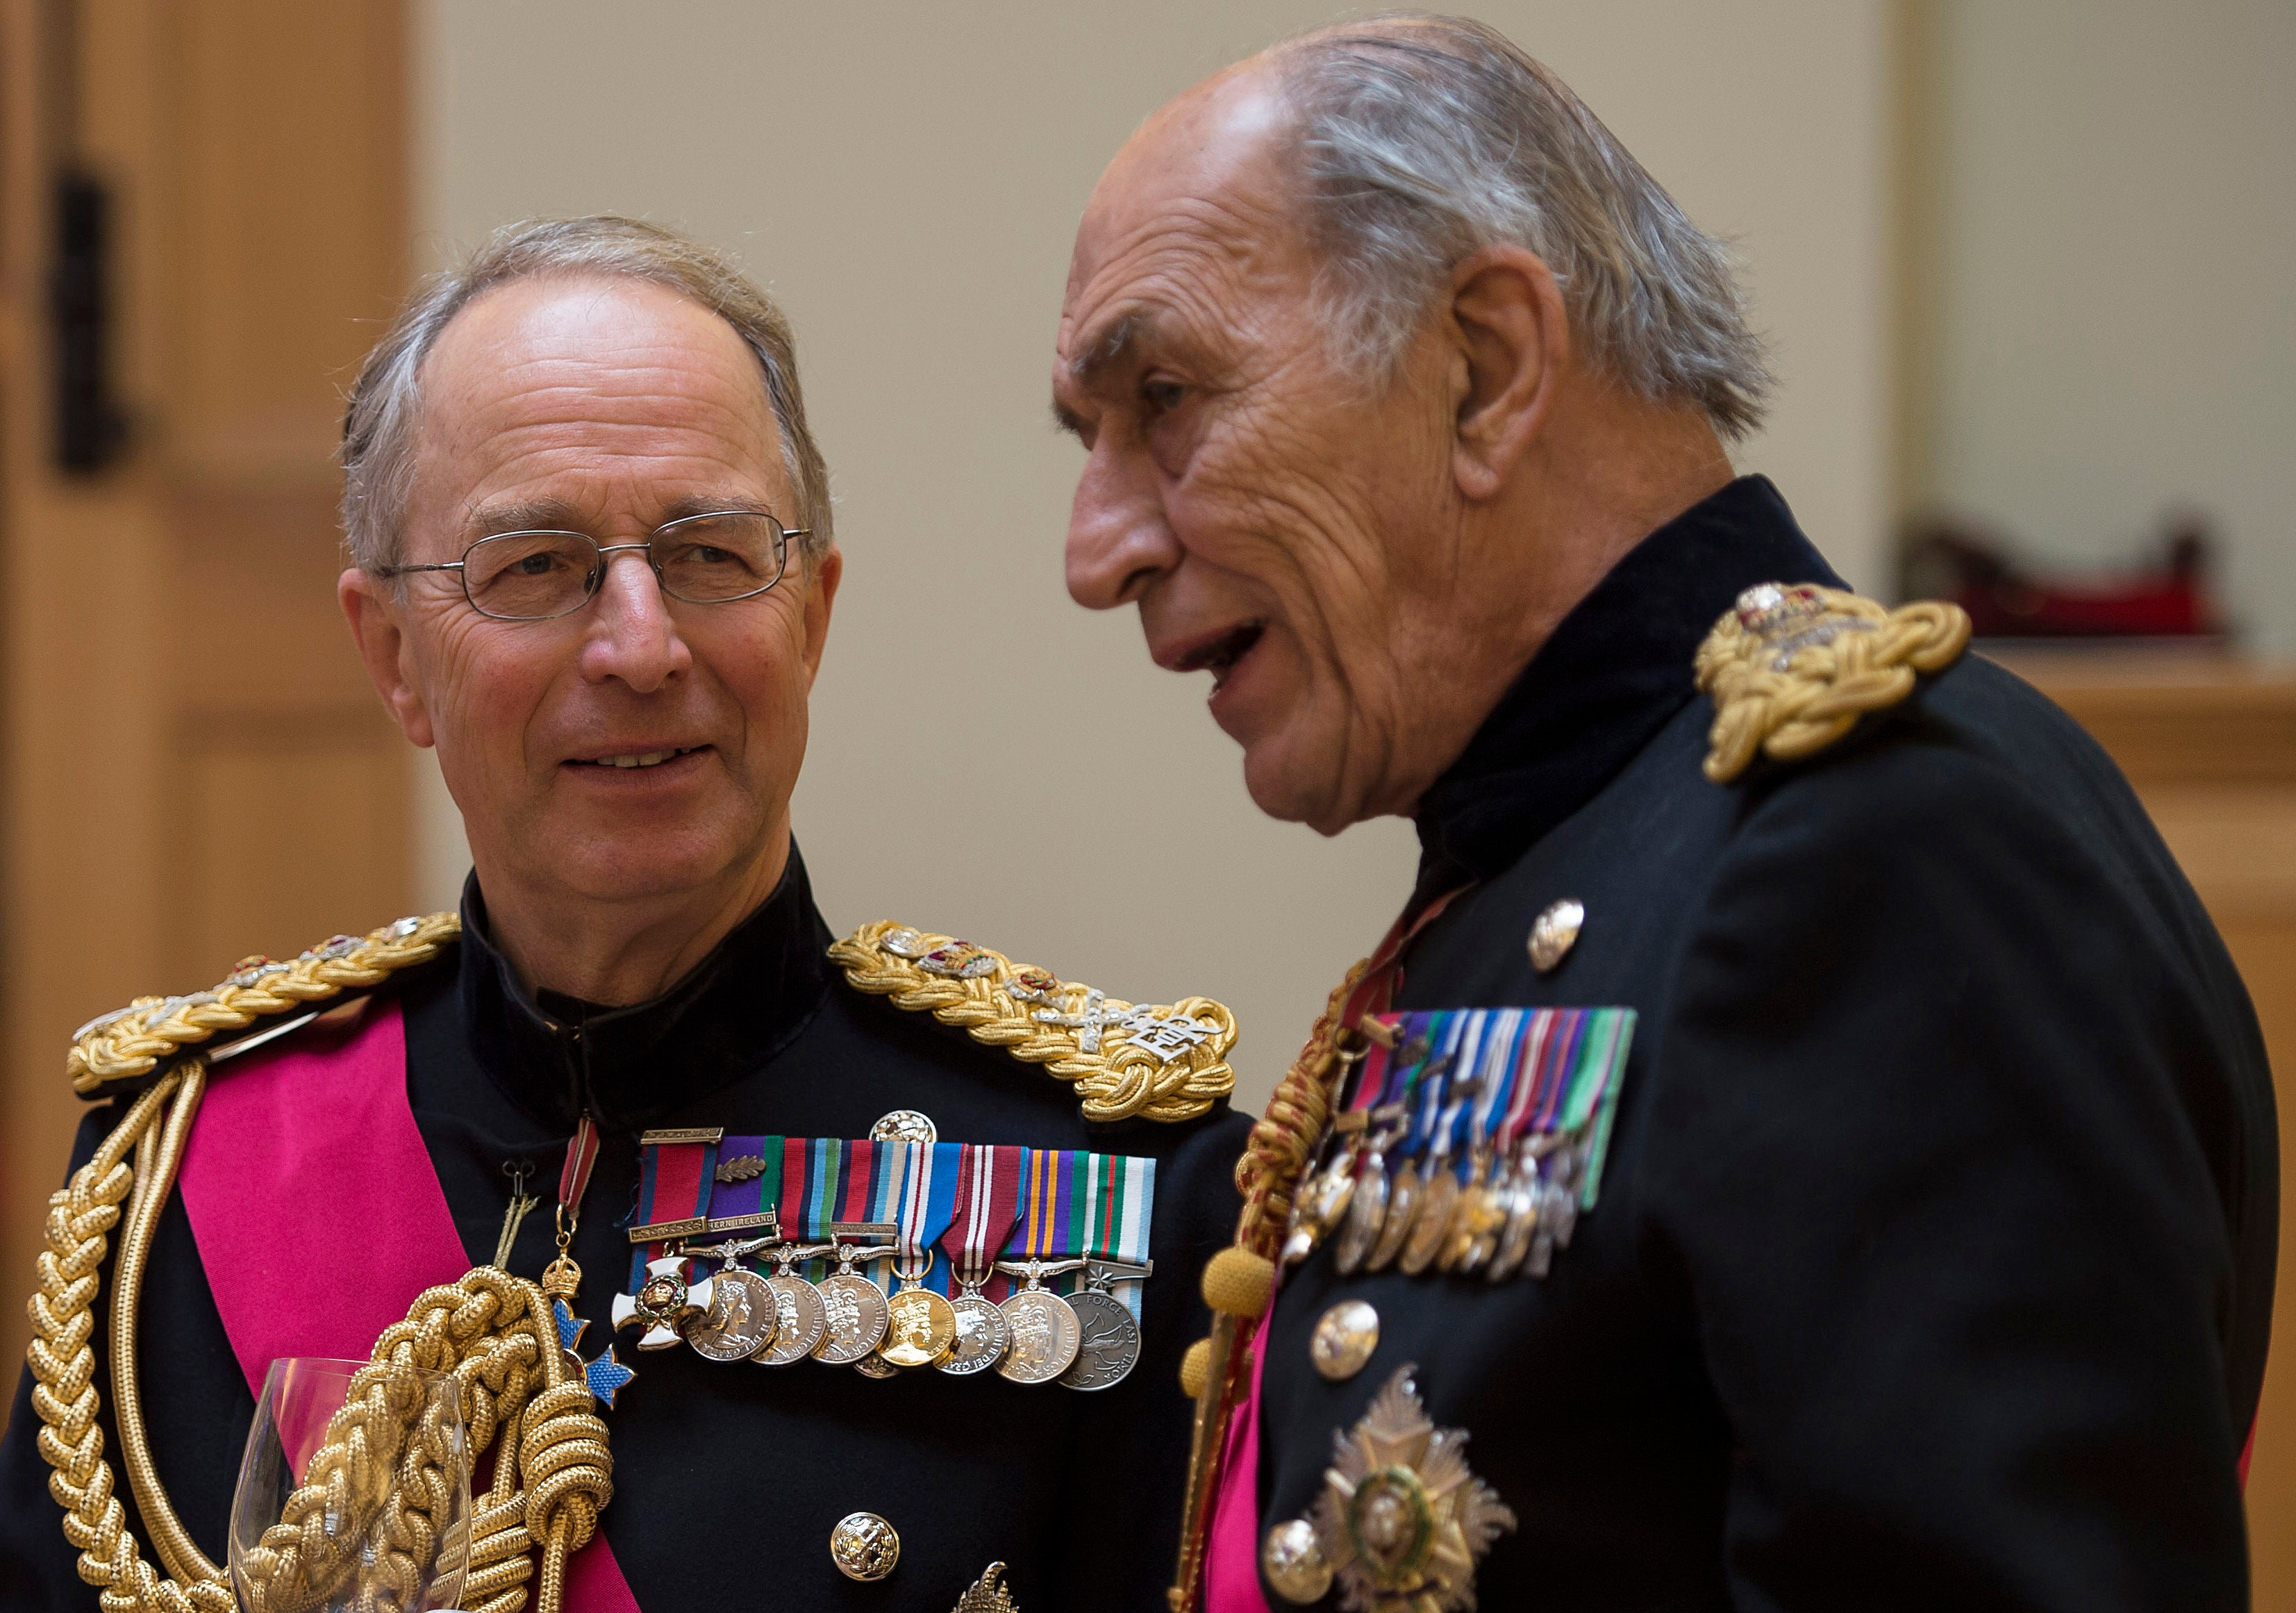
[172,722,410,984]
[0,0,410,1439]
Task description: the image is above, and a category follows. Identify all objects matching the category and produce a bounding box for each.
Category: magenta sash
[1203,1327,1275,1613]
[177,996,643,1612]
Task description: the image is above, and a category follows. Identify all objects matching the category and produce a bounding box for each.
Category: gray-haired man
[1,216,1251,1612]
[1054,16,2274,1612]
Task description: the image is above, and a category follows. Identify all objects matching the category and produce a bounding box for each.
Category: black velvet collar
[456,843,834,1132]
[1411,475,1843,901]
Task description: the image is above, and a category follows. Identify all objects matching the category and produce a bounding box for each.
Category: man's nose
[1065,442,1183,611]
[579,549,692,691]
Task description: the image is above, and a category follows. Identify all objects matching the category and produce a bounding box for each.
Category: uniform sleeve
[1642,741,2252,1613]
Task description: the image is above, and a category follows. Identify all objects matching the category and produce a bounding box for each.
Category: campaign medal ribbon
[811,1139,900,1366]
[1058,1150,1157,1391]
[678,1135,786,1364]
[994,1150,1086,1384]
[613,1128,722,1350]
[1330,1014,1442,1275]
[753,1136,833,1366]
[935,1143,1026,1377]
[878,1141,963,1369]
[1438,1009,1533,1273]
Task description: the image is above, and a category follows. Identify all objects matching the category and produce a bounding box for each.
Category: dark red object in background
[1900,514,2224,640]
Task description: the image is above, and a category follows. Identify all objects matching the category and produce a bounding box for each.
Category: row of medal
[1283,1004,1635,1282]
[612,1129,1155,1391]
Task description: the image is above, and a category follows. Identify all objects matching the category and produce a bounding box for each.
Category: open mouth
[1174,621,1265,690]
[571,745,704,770]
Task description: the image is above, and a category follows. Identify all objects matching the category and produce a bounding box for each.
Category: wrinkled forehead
[1058,67,1313,374]
[413,274,788,523]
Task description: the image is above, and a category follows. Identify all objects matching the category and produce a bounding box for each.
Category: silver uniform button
[1528,898,1585,973]
[870,1109,938,1144]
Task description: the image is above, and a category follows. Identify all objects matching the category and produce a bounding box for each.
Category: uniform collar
[457,842,834,1132]
[1411,475,1843,900]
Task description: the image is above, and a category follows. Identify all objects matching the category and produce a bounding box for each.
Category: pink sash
[1203,1327,1275,1613]
[177,997,643,1612]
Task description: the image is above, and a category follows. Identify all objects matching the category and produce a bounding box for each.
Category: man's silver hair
[340,215,832,570]
[1272,14,1770,438]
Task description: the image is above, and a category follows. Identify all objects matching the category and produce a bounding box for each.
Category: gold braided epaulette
[68,911,462,1098]
[1695,582,1972,784]
[827,920,1238,1125]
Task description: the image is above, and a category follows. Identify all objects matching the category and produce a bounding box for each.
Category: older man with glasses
[0,216,1249,1613]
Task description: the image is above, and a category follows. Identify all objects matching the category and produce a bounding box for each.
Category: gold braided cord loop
[1232,957,1371,1258]
[30,1006,610,1611]
[1695,583,1972,784]
[70,912,462,1096]
[827,920,1238,1124]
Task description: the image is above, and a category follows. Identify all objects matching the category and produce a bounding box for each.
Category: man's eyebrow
[1067,310,1147,389]
[465,497,584,537]
[1052,309,1165,438]
[462,493,783,537]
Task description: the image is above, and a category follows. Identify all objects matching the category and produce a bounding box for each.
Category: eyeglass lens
[462,513,787,620]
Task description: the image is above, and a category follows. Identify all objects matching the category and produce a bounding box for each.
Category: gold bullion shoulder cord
[28,913,615,1613]
[1695,584,1972,784]
[829,919,1238,1125]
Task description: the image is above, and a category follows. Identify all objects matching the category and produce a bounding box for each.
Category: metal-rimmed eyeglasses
[376,509,809,622]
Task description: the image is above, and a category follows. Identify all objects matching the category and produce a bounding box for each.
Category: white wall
[414,1,1891,1106]
[1927,0,2296,649]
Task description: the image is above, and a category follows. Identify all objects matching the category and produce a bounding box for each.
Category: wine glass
[229,1356,471,1612]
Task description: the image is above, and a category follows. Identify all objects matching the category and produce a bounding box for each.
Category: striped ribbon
[1352,1006,1638,1211]
[626,1131,719,1290]
[937,1144,1026,1298]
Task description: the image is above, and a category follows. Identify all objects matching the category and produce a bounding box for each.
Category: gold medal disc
[880,1287,959,1369]
[1399,1165,1460,1275]
[1366,1161,1422,1273]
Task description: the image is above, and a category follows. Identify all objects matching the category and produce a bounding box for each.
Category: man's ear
[339,568,436,748]
[1444,244,1570,502]
[799,545,843,694]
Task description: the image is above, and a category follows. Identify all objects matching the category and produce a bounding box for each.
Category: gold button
[1261,1516,1333,1604]
[1528,898,1584,973]
[829,1511,900,1581]
[1309,1299,1380,1382]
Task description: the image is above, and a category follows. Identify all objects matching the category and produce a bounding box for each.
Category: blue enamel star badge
[554,1297,636,1408]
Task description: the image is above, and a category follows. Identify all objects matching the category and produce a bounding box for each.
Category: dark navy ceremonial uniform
[1,849,1251,1612]
[1252,477,2276,1610]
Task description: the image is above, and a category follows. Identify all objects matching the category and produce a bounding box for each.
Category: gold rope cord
[1168,956,1372,1612]
[1694,585,1972,784]
[28,913,612,1613]
[828,920,1238,1124]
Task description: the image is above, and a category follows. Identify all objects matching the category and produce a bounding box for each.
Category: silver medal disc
[935,1292,1010,1376]
[1331,1152,1390,1275]
[995,1288,1081,1384]
[687,1268,778,1362]
[1056,1289,1141,1391]
[755,1273,829,1365]
[812,1273,892,1365]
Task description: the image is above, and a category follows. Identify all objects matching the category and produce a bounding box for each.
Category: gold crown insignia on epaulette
[1695,582,1972,784]
[827,920,1238,1125]
[67,912,462,1098]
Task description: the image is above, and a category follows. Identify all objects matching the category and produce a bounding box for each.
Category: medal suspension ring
[26,913,614,1613]
[827,921,1238,1124]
